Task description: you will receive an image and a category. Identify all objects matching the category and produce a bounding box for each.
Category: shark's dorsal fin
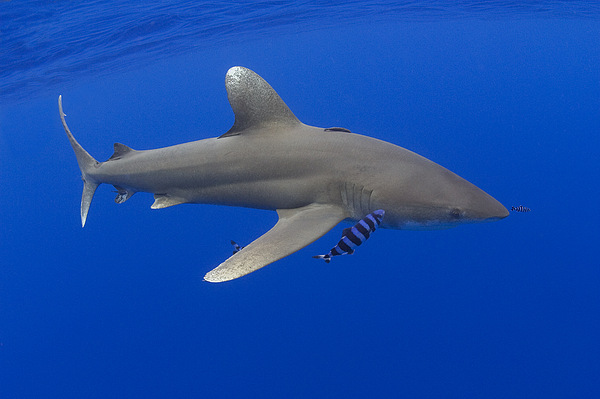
[108,143,135,161]
[219,66,301,138]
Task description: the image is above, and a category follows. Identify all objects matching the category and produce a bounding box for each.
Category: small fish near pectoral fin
[151,194,187,209]
[204,203,348,283]
[313,209,385,263]
[230,240,244,255]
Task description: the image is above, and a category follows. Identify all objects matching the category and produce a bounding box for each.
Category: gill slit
[341,182,373,218]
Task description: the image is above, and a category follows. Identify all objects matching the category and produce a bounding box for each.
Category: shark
[59,66,508,283]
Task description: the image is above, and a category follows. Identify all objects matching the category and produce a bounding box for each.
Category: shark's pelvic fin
[204,203,348,282]
[59,95,100,227]
[219,66,301,138]
[113,185,136,204]
[151,194,187,209]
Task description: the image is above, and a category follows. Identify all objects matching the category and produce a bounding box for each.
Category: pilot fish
[231,240,244,255]
[313,210,385,263]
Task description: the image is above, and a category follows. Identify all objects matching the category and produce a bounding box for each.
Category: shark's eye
[450,208,461,219]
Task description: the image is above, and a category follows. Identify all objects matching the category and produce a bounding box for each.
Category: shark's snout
[465,191,509,222]
[491,200,510,220]
[481,202,510,222]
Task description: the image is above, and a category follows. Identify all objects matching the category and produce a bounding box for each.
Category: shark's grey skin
[59,66,508,282]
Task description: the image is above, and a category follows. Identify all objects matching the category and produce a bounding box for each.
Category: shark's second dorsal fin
[108,143,135,161]
[219,66,301,138]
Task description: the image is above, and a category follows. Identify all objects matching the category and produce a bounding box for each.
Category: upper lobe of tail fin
[59,95,100,227]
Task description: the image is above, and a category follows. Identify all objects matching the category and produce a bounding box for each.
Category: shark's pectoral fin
[204,203,348,283]
[151,194,187,209]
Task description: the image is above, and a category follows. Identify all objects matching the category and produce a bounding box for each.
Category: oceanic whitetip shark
[59,66,508,283]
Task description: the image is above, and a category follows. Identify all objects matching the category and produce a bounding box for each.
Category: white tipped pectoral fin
[204,203,348,283]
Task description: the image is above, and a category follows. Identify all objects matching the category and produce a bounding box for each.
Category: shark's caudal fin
[58,95,100,227]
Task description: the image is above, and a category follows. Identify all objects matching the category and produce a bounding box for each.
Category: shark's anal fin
[151,194,187,209]
[204,203,348,283]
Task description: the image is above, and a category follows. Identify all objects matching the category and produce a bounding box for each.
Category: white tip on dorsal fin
[219,66,301,138]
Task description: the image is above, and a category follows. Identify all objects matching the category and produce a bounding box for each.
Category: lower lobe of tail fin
[81,180,99,227]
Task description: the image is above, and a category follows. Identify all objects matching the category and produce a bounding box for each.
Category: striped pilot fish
[231,240,244,255]
[511,206,531,213]
[313,209,385,263]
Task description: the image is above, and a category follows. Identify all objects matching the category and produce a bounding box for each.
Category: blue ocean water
[1,1,599,398]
